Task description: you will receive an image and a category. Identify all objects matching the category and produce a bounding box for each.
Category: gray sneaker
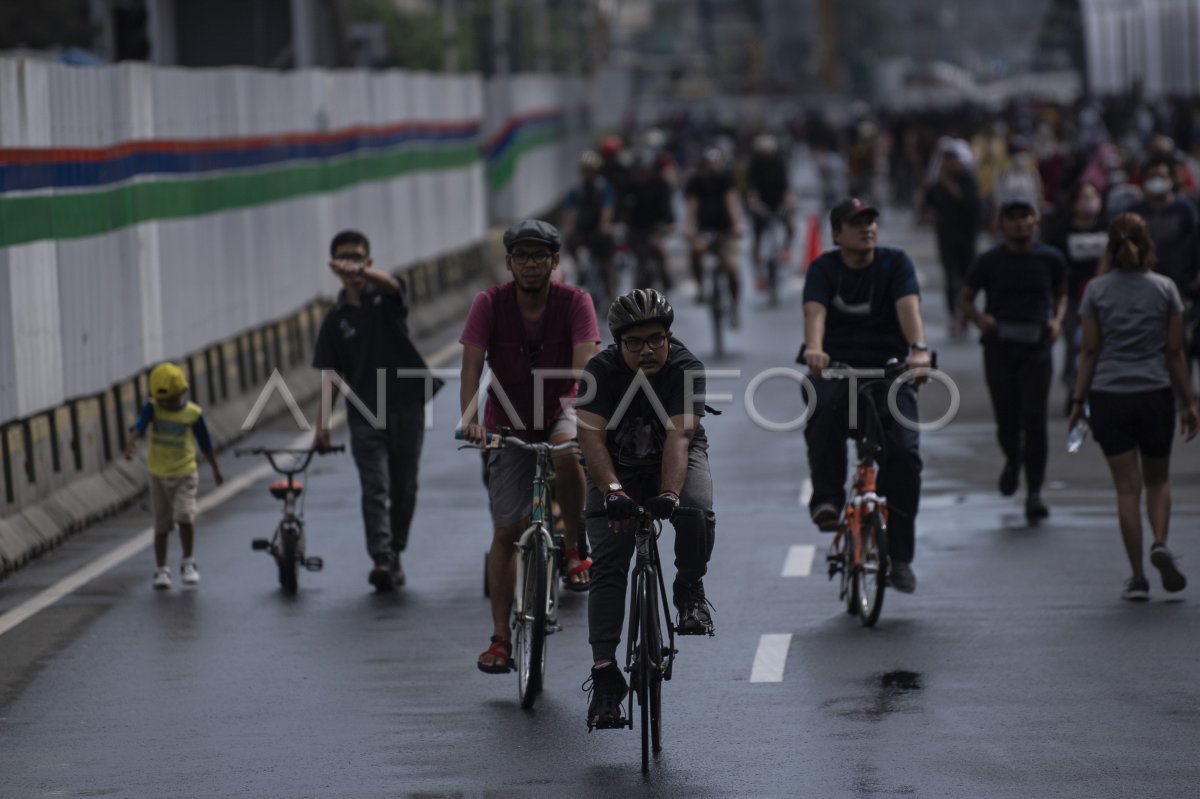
[1150,544,1186,593]
[888,561,917,594]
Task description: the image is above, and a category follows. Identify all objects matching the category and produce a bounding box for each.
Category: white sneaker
[153,568,171,590]
[180,559,200,586]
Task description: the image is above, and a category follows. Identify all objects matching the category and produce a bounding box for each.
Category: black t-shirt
[577,339,707,470]
[923,173,982,247]
[624,175,675,231]
[802,247,921,367]
[965,243,1067,344]
[685,170,736,232]
[747,154,789,208]
[311,282,432,418]
[1129,197,1199,292]
[1043,218,1107,301]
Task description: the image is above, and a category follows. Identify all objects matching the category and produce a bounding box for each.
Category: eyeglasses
[509,250,553,266]
[622,333,668,352]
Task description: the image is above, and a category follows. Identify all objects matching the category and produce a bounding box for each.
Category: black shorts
[1088,387,1175,458]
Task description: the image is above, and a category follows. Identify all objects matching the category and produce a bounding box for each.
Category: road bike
[457,429,577,709]
[822,358,930,627]
[695,231,737,358]
[233,446,343,595]
[755,209,790,308]
[587,507,676,773]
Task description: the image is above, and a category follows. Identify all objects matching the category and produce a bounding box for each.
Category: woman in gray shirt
[1071,213,1200,601]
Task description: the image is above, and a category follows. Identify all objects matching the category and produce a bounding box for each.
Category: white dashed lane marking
[782,545,815,577]
[750,634,793,683]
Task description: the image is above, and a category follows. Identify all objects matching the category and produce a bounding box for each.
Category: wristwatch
[910,342,929,352]
[607,482,623,493]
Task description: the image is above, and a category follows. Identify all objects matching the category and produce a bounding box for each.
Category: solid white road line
[782,545,815,578]
[750,634,793,683]
[798,477,812,507]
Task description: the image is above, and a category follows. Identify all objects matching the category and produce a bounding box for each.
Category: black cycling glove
[604,490,638,521]
[645,490,680,520]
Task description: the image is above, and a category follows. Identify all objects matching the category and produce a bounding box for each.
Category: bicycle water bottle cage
[269,479,303,499]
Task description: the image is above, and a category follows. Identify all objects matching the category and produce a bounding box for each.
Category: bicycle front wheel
[277,523,300,595]
[641,571,664,755]
[516,533,549,709]
[636,570,657,772]
[856,511,889,627]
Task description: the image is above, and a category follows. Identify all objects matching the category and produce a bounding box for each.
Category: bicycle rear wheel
[636,570,654,772]
[765,256,779,307]
[842,528,858,616]
[277,523,300,595]
[856,511,889,627]
[710,266,726,358]
[517,533,548,709]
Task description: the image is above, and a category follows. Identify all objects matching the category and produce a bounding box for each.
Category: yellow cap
[149,362,188,398]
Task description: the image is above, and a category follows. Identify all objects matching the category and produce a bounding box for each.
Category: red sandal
[563,548,593,593]
[477,635,514,674]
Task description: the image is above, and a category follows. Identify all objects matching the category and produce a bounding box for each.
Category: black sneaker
[999,462,1019,497]
[811,503,840,532]
[1150,544,1186,593]
[888,561,917,594]
[1121,577,1150,602]
[583,662,627,730]
[674,581,715,636]
[368,556,394,591]
[1025,493,1049,523]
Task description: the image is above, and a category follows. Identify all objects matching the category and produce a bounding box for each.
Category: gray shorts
[150,472,198,533]
[486,408,576,527]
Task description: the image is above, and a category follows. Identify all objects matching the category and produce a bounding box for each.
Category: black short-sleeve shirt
[684,170,736,232]
[802,246,921,367]
[965,243,1067,342]
[312,282,431,418]
[577,339,707,469]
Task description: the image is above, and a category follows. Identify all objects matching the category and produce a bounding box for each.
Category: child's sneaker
[152,568,171,590]
[181,559,200,586]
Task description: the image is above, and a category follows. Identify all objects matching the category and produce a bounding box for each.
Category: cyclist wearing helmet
[563,150,617,299]
[460,219,601,674]
[746,134,796,291]
[685,147,746,323]
[576,289,716,728]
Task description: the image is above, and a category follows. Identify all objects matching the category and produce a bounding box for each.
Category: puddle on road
[824,670,924,723]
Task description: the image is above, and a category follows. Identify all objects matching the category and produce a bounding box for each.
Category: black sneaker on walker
[1150,543,1186,593]
[888,561,917,594]
[674,581,715,636]
[1121,577,1150,602]
[369,555,395,591]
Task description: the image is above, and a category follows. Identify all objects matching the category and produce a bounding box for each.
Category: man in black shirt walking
[312,230,439,590]
[961,198,1067,522]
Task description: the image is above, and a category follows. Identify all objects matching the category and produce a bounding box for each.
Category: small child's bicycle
[233,446,344,594]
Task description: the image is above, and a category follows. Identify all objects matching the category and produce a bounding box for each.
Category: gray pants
[585,444,715,662]
[347,406,425,561]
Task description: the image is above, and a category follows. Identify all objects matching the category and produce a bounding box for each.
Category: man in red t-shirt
[460,219,601,674]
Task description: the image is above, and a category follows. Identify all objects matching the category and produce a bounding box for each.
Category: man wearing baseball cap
[801,198,932,594]
[459,219,601,673]
[960,196,1067,523]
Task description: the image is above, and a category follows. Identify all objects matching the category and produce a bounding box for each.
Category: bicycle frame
[512,446,563,629]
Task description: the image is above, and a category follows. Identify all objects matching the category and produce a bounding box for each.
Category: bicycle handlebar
[233,445,344,476]
[454,429,580,455]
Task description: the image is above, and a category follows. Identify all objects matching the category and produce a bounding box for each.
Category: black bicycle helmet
[607,289,674,338]
[503,219,561,253]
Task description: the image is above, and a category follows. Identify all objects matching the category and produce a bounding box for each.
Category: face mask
[1145,176,1172,197]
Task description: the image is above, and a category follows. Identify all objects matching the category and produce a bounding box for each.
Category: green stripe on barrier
[0,145,479,247]
[487,127,566,191]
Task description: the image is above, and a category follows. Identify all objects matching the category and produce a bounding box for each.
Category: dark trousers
[585,446,714,662]
[935,233,976,319]
[982,343,1052,493]
[347,405,425,560]
[805,378,922,564]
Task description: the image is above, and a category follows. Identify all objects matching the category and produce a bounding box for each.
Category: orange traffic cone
[802,213,822,274]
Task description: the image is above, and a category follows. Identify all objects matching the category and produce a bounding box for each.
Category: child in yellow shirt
[124,363,224,589]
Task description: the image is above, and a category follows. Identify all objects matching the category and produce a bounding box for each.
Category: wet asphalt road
[1,206,1199,799]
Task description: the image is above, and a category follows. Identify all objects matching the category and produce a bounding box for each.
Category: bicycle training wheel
[516,534,548,709]
[856,511,889,627]
[641,571,664,756]
[277,523,300,595]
